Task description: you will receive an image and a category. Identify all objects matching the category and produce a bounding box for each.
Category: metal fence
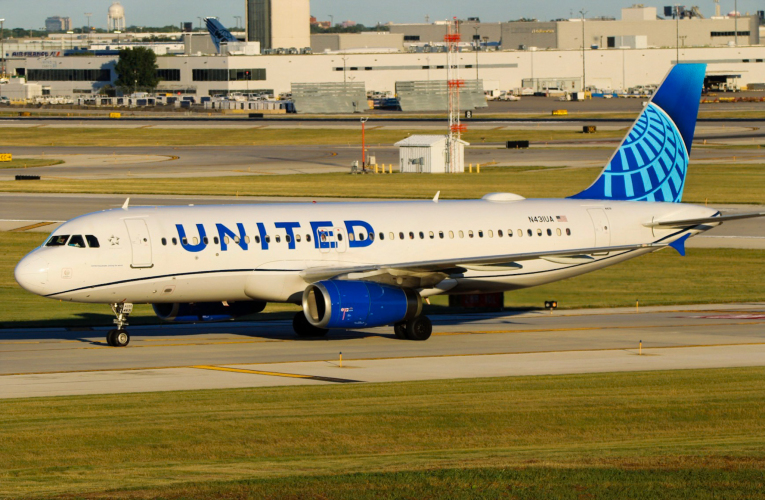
[291,82,367,114]
[395,80,487,112]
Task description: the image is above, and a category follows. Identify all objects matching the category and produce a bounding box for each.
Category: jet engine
[302,280,421,329]
[152,301,266,322]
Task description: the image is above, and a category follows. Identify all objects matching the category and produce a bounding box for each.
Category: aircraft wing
[299,242,661,283]
[645,212,765,228]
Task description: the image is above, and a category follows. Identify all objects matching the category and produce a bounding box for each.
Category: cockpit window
[85,235,100,248]
[46,235,70,247]
[68,235,86,248]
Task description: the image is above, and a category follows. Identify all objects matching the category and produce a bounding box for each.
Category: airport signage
[11,51,63,57]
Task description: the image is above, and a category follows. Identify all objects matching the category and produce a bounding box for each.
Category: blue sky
[1,0,761,29]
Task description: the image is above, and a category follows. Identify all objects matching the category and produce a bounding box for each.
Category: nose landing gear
[107,303,133,347]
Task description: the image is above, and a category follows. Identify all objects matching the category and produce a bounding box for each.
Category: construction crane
[688,6,705,18]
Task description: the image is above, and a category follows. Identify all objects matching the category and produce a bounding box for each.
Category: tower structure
[246,0,310,51]
[445,18,466,174]
[108,2,126,32]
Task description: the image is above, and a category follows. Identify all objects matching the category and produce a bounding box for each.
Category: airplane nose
[15,254,49,296]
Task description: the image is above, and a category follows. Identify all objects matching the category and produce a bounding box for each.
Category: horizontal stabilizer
[669,233,691,256]
[645,211,765,228]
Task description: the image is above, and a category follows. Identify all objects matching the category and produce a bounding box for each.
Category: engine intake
[152,301,266,322]
[302,280,421,329]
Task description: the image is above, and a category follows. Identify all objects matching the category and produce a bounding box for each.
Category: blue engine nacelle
[302,280,422,329]
[152,301,266,322]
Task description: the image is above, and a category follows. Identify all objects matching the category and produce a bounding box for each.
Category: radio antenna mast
[445,17,466,173]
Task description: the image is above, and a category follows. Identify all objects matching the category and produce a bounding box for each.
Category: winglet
[433,191,440,203]
[669,233,691,256]
[122,198,130,210]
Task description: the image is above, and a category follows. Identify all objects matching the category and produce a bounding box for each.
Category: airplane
[204,17,238,53]
[14,64,765,347]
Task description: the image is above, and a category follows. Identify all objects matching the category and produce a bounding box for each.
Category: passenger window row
[159,227,573,248]
[45,234,100,248]
[378,227,572,240]
[160,233,315,246]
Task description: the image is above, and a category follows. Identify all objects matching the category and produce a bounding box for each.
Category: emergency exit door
[124,219,153,268]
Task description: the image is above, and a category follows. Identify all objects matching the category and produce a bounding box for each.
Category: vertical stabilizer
[205,18,238,53]
[570,64,706,203]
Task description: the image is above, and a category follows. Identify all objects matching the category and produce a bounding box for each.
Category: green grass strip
[2,367,765,498]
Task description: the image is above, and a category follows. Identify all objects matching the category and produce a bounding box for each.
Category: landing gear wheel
[107,329,130,347]
[405,316,432,341]
[393,322,408,340]
[293,313,329,338]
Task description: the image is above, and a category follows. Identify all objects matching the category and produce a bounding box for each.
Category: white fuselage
[14,197,718,305]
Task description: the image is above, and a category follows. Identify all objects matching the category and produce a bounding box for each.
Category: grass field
[0,127,624,148]
[0,163,762,204]
[2,367,765,498]
[0,158,63,169]
[2,232,764,328]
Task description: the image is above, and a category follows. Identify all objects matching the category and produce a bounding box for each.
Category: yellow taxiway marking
[9,221,57,232]
[192,365,360,383]
[3,341,765,378]
[435,320,765,337]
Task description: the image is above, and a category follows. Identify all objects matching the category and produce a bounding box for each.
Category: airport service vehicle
[15,64,764,347]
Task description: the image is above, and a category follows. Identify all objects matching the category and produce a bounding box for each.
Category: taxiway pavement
[1,303,763,399]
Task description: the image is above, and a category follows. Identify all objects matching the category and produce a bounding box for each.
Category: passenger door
[124,219,153,268]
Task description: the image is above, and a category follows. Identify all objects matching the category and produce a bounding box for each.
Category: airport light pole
[85,13,92,44]
[530,29,534,83]
[579,9,586,92]
[0,19,5,80]
[675,4,680,63]
[360,116,368,170]
[473,26,480,80]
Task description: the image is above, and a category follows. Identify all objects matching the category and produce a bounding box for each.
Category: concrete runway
[1,303,764,399]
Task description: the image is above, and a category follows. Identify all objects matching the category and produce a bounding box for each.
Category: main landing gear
[107,303,133,347]
[394,316,432,341]
[290,312,432,341]
[293,312,329,338]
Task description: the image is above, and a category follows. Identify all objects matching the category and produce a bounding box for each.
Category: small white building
[395,135,469,174]
[1,78,42,101]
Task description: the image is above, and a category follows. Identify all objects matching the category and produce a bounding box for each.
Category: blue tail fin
[570,64,706,203]
[205,18,238,53]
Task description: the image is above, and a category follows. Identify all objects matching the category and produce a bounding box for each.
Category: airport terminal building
[390,6,762,50]
[4,45,765,99]
[2,2,765,100]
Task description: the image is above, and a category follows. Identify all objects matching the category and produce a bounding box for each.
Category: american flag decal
[556,215,568,222]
